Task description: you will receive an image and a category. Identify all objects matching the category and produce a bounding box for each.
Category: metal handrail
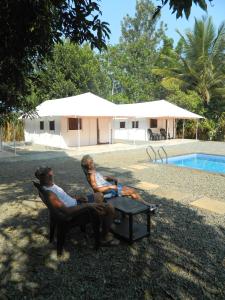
[146,145,157,162]
[158,146,168,164]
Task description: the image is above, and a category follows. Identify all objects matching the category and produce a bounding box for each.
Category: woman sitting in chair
[81,155,142,200]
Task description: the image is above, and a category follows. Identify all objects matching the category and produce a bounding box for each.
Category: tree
[1,0,217,116]
[32,42,110,102]
[154,17,225,111]
[0,0,110,115]
[101,0,166,103]
[154,0,213,19]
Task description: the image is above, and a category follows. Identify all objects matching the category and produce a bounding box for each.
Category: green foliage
[215,113,225,141]
[0,0,110,115]
[32,42,110,102]
[198,119,216,140]
[161,78,205,114]
[101,0,167,103]
[154,16,225,114]
[154,0,211,19]
[177,17,225,105]
[178,119,216,141]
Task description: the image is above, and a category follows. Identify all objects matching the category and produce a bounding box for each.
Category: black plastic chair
[81,166,118,201]
[147,128,160,141]
[160,128,170,140]
[81,167,158,216]
[33,181,100,256]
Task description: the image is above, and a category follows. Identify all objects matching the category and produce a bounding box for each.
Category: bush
[1,121,24,142]
[176,119,216,141]
[215,113,225,141]
[198,119,216,141]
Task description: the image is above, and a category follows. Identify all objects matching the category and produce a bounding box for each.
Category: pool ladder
[146,145,157,162]
[146,145,168,164]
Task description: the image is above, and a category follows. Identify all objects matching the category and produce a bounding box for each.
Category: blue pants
[104,184,123,199]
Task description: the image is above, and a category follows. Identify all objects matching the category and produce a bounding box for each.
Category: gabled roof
[35,92,117,117]
[31,93,203,119]
[116,100,203,119]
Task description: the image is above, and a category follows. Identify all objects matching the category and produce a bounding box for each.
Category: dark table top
[108,197,149,214]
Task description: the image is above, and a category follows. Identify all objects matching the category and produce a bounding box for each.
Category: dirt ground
[0,141,225,299]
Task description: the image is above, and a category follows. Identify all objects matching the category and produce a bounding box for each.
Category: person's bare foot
[101,233,120,246]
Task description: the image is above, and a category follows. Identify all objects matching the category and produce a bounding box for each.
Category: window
[120,121,126,129]
[132,121,139,128]
[68,118,82,130]
[150,119,158,128]
[40,121,44,130]
[49,121,55,131]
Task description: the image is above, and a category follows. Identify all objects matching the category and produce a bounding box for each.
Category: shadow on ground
[0,151,225,299]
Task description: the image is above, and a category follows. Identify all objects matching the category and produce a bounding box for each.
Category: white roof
[30,93,203,119]
[35,92,117,117]
[116,100,203,119]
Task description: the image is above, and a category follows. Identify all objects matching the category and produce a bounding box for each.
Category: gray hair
[81,155,93,172]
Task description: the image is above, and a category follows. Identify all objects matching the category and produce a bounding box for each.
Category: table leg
[129,214,133,242]
[147,211,151,235]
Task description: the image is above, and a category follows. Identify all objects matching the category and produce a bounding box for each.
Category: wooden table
[108,197,151,243]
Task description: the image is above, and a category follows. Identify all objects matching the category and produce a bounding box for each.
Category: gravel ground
[0,141,225,299]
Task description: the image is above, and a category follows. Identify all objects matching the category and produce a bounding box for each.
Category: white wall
[113,117,176,141]
[113,118,148,141]
[24,117,67,148]
[98,118,112,144]
[24,116,113,148]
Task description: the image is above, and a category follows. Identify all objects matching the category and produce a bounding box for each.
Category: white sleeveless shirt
[43,184,77,207]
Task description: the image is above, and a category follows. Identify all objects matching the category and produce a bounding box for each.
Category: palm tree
[155,17,225,107]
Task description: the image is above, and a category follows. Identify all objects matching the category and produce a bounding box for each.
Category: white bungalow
[23,94,203,149]
[113,100,203,142]
[24,92,118,148]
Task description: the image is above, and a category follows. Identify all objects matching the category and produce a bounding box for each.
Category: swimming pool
[160,153,225,174]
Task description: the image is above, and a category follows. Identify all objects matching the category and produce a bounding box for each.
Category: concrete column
[78,117,80,148]
[195,120,199,140]
[182,120,185,139]
[174,119,176,139]
[13,123,16,156]
[108,119,111,144]
[0,126,3,151]
[167,119,170,139]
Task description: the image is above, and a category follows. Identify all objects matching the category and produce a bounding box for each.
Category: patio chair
[81,165,118,201]
[81,166,159,215]
[147,128,160,141]
[159,128,170,140]
[33,181,100,256]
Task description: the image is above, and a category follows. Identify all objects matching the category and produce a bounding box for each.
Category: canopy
[116,100,203,119]
[34,92,118,117]
[27,93,203,120]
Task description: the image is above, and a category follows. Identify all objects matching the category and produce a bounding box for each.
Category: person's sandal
[101,233,120,246]
[101,238,120,246]
[148,204,161,214]
[108,238,120,246]
[114,218,122,225]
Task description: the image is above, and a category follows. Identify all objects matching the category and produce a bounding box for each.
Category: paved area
[1,140,225,299]
[0,139,198,161]
[134,181,159,190]
[191,197,225,214]
[0,150,18,158]
[1,139,225,215]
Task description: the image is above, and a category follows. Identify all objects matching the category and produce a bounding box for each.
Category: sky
[99,0,225,45]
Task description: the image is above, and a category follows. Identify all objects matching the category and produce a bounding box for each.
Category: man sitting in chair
[35,166,119,245]
[81,155,158,212]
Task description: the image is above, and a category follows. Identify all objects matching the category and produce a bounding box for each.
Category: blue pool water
[161,153,225,174]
